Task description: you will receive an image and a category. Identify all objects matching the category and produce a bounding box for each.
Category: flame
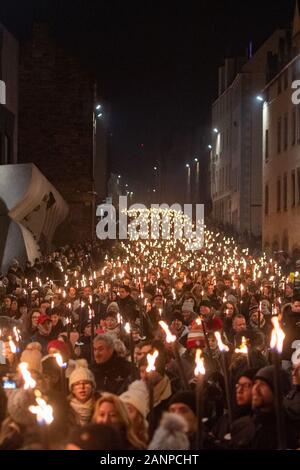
[89,295,93,305]
[51,300,54,309]
[214,332,229,352]
[29,391,54,425]
[159,321,176,343]
[124,322,131,334]
[270,317,285,354]
[194,349,205,377]
[13,326,21,342]
[195,317,202,326]
[235,336,248,354]
[53,353,66,368]
[8,337,17,354]
[19,362,36,389]
[146,350,159,373]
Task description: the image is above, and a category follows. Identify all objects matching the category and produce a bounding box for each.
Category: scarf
[70,397,94,426]
[153,375,172,407]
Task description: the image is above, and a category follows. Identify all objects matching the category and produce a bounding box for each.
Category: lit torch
[194,349,205,450]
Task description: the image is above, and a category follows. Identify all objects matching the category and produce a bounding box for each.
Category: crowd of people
[0,225,300,450]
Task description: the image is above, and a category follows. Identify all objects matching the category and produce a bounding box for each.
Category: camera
[2,377,17,389]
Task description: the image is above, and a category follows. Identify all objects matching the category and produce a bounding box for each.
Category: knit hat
[67,423,123,450]
[7,389,36,427]
[37,314,51,325]
[236,368,259,384]
[69,363,96,391]
[120,380,149,419]
[168,390,196,415]
[171,311,184,322]
[186,321,205,349]
[255,366,291,395]
[107,302,119,314]
[182,300,194,313]
[148,413,189,450]
[199,300,212,309]
[47,339,69,358]
[20,349,42,374]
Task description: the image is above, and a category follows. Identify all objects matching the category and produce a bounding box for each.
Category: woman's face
[125,402,138,422]
[72,381,93,403]
[32,311,41,327]
[94,402,121,429]
[69,287,76,297]
[11,300,18,311]
[225,303,235,318]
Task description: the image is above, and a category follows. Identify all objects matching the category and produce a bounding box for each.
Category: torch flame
[159,321,176,343]
[29,391,54,425]
[124,322,131,334]
[146,350,159,373]
[19,362,36,389]
[53,353,66,368]
[214,332,229,352]
[270,316,285,354]
[8,337,17,354]
[235,336,248,354]
[194,349,205,377]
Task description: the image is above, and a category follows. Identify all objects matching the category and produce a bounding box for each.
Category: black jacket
[90,351,133,395]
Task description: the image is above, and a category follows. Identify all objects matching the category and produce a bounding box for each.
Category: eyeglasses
[73,381,92,388]
[236,382,252,390]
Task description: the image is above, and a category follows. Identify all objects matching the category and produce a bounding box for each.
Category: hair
[92,393,146,449]
[292,295,300,303]
[93,334,114,350]
[232,314,246,324]
[120,285,131,294]
[221,302,238,318]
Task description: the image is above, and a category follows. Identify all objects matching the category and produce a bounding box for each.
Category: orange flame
[194,349,205,377]
[146,350,159,373]
[270,317,285,354]
[19,362,36,390]
[235,336,248,354]
[159,321,176,343]
[214,332,229,352]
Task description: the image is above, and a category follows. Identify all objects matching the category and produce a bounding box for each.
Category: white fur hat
[120,380,149,419]
[148,413,190,450]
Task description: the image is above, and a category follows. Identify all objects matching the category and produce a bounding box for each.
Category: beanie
[69,363,96,391]
[168,390,196,415]
[20,349,42,374]
[199,300,212,309]
[255,366,291,395]
[47,340,69,358]
[120,380,149,419]
[148,413,189,450]
[186,321,205,349]
[7,389,36,427]
[107,302,119,314]
[182,300,194,313]
[236,368,259,384]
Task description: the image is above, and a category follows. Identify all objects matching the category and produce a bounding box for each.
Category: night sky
[0,0,296,199]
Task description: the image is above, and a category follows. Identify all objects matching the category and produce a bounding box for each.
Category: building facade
[262,4,300,257]
[211,31,286,238]
[18,23,107,243]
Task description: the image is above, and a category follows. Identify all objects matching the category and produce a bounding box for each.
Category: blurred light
[213,128,219,133]
[256,95,264,102]
[118,175,121,179]
[154,166,157,171]
[186,164,190,168]
[208,145,212,150]
[96,104,101,110]
[125,184,128,188]
[97,113,103,118]
[153,189,156,193]
[194,158,198,163]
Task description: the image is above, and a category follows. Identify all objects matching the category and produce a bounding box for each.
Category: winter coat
[90,351,132,395]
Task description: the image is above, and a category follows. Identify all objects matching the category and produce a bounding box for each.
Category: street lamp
[208,145,212,150]
[194,158,198,163]
[186,163,191,202]
[154,166,157,171]
[213,128,219,134]
[256,95,264,102]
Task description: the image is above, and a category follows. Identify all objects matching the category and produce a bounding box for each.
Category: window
[284,69,288,89]
[284,114,288,150]
[292,171,296,207]
[265,129,269,162]
[297,168,300,205]
[283,173,288,211]
[277,118,282,154]
[297,107,300,144]
[4,134,10,164]
[292,109,296,145]
[265,185,269,215]
[277,77,282,95]
[277,179,281,212]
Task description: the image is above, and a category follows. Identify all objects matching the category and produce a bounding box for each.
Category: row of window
[265,107,300,161]
[212,164,234,197]
[265,169,300,215]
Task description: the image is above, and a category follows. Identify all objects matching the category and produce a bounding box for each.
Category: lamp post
[186,164,191,203]
[194,158,200,203]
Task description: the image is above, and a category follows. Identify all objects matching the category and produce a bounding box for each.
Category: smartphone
[2,378,17,390]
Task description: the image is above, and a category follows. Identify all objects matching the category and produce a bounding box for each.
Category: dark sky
[0,0,296,197]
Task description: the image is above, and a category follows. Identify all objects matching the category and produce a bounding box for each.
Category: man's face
[69,287,76,297]
[83,287,92,299]
[39,320,52,336]
[292,301,300,313]
[168,403,197,434]
[224,279,232,288]
[105,316,117,329]
[51,314,60,326]
[53,296,61,307]
[154,296,163,308]
[131,290,139,301]
[20,305,28,316]
[175,281,183,291]
[134,346,143,363]
[236,377,253,406]
[93,340,113,364]
[119,288,128,299]
[140,344,152,360]
[200,306,210,317]
[286,285,293,297]
[292,364,300,385]
[4,297,11,308]
[172,319,183,331]
[252,379,274,411]
[233,317,246,332]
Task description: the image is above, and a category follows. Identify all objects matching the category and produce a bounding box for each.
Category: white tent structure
[0,163,68,274]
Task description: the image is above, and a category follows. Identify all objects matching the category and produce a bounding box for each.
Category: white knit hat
[120,380,149,419]
[107,302,119,313]
[20,349,42,374]
[148,413,189,450]
[69,363,96,391]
